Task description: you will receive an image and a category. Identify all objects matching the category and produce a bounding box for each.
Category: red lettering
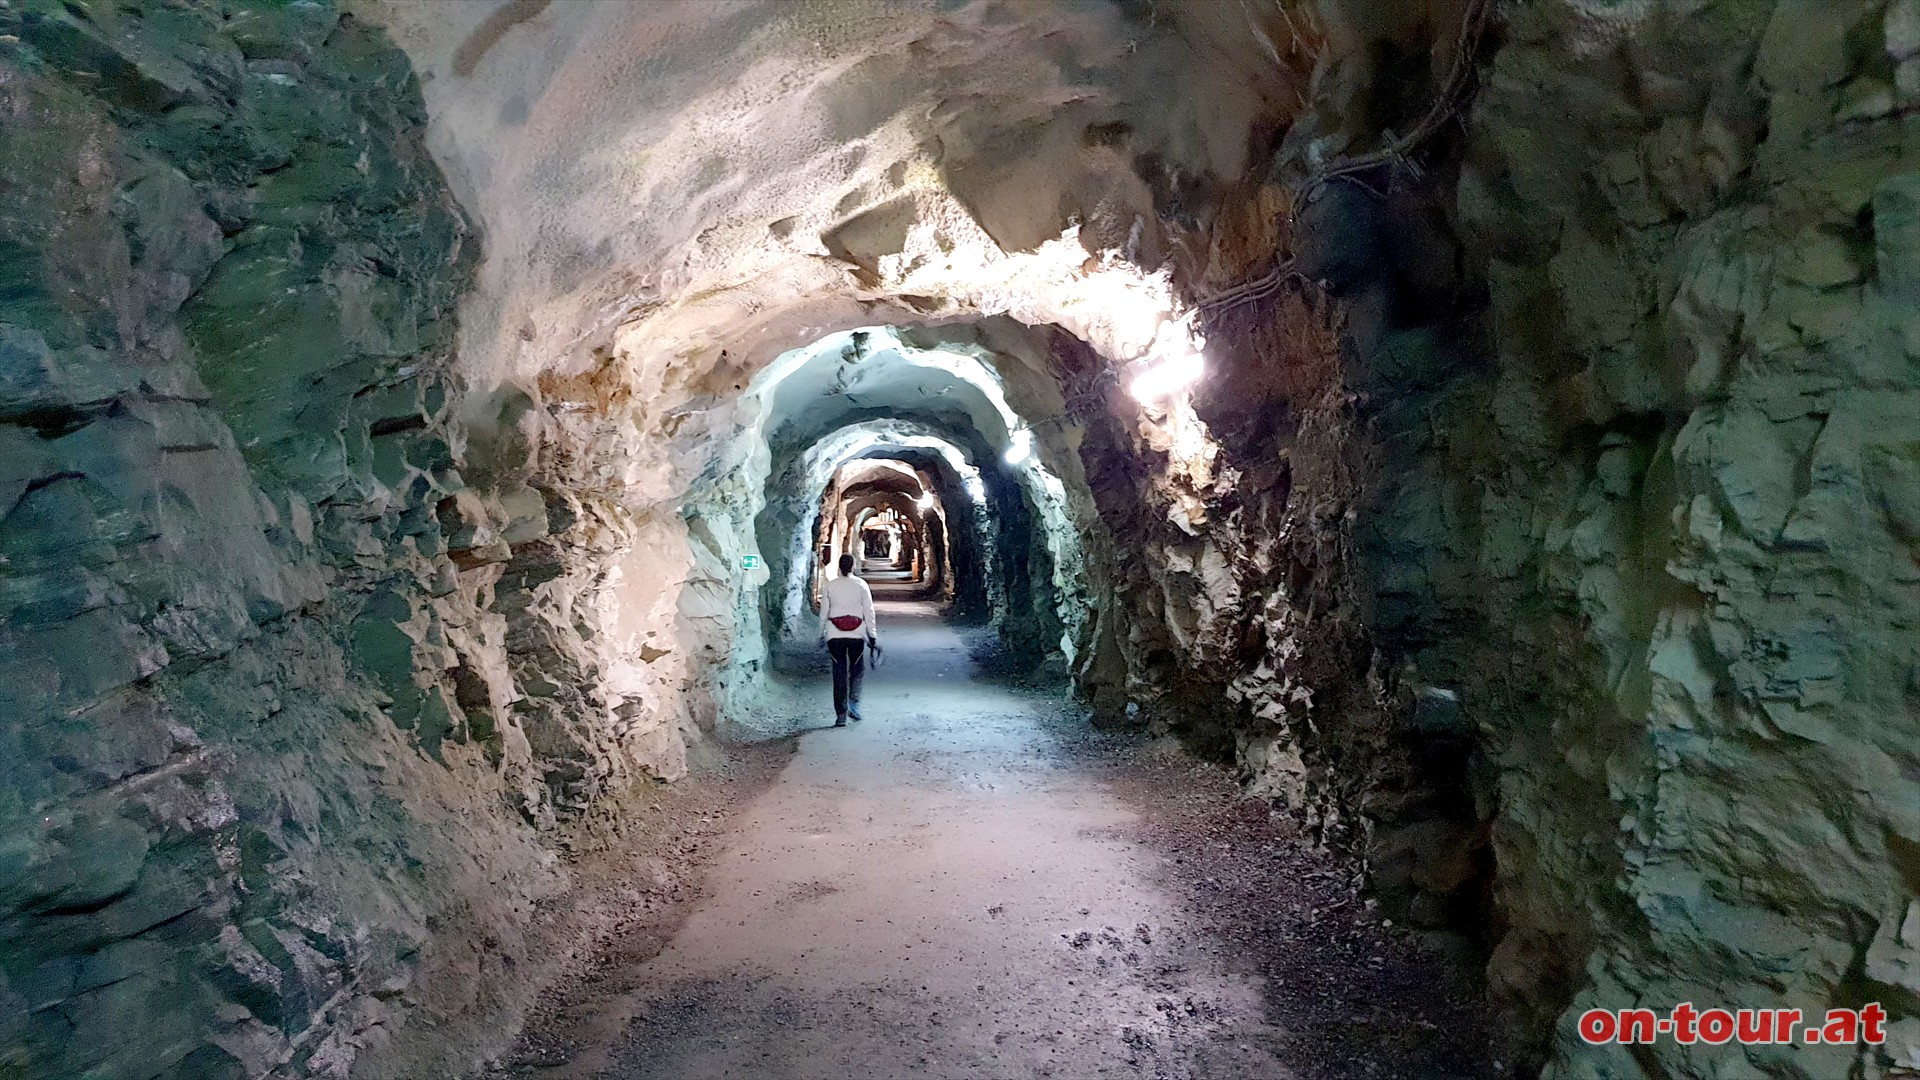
[1565,1002,1864,1047]
[1579,1009,1617,1045]
[1617,1009,1656,1043]
[1698,1008,1735,1044]
[1822,1009,1859,1046]
[1863,1003,1888,1044]
[1672,1002,1699,1044]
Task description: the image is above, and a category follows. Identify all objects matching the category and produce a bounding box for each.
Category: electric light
[1127,342,1206,403]
[1003,429,1033,466]
[916,492,934,511]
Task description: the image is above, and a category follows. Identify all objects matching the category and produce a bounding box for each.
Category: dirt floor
[477,588,1495,1080]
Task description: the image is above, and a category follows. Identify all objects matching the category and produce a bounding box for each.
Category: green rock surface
[0,3,589,1076]
[1354,1,1920,1075]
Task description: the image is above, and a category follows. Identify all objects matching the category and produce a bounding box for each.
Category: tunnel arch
[16,5,1906,1078]
[822,459,945,590]
[734,401,1081,691]
[319,0,1264,800]
[654,320,1113,717]
[633,311,1146,747]
[824,438,988,615]
[833,483,923,575]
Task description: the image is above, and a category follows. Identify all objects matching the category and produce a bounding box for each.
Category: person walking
[820,553,877,727]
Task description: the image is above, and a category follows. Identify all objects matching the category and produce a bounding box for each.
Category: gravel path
[484,591,1494,1079]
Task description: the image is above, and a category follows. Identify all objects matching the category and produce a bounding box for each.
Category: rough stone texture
[0,1,1468,1074]
[1012,1,1495,993]
[1351,1,1920,1075]
[12,2,1920,1077]
[362,0,1302,388]
[0,3,669,1076]
[1026,6,1920,1078]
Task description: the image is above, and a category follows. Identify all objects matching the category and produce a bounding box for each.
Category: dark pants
[828,638,866,719]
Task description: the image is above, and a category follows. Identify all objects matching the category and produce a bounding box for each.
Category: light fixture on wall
[1003,429,1033,466]
[1127,319,1208,403]
[1127,341,1206,402]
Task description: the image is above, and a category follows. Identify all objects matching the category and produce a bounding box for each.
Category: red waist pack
[829,614,864,632]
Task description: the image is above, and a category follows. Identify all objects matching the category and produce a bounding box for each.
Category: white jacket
[820,574,877,641]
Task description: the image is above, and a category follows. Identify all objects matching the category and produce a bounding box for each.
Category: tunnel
[686,322,1089,706]
[3,1,1919,1078]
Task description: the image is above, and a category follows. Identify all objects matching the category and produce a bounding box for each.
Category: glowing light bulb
[916,492,934,511]
[1127,342,1206,402]
[1003,429,1033,466]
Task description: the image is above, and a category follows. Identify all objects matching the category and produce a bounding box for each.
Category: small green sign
[741,554,761,570]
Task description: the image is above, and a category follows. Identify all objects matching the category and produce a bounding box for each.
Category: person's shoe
[848,705,863,722]
[834,716,847,727]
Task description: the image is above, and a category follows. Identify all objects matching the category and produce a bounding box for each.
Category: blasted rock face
[0,0,1287,1071]
[1369,2,1920,1075]
[0,3,581,1076]
[11,0,1917,1076]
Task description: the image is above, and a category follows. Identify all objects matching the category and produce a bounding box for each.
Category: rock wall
[1285,0,1920,1075]
[0,3,666,1075]
[11,2,1919,1077]
[1050,4,1920,1077]
[1432,3,1920,1074]
[1036,1,1474,910]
